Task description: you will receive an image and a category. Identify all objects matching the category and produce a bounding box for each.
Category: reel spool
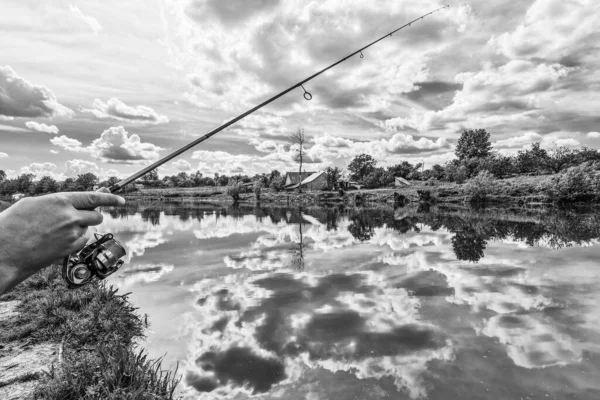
[62,233,127,288]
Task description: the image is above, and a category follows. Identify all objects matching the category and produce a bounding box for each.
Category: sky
[0,0,599,181]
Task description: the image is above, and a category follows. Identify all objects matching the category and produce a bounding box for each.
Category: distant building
[394,177,411,187]
[284,172,315,188]
[284,171,327,191]
[11,193,26,201]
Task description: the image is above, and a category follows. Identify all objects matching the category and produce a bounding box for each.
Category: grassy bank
[123,175,560,206]
[0,266,179,399]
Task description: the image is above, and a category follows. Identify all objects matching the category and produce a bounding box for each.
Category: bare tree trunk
[289,128,306,194]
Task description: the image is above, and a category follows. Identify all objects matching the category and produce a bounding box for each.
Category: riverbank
[123,174,556,206]
[0,266,179,399]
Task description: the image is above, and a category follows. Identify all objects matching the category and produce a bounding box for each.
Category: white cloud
[587,132,600,138]
[25,121,59,134]
[0,152,8,158]
[385,61,573,134]
[493,132,543,149]
[0,65,73,118]
[50,135,84,152]
[173,159,192,171]
[66,159,99,176]
[69,4,103,35]
[492,0,600,62]
[82,98,169,125]
[89,126,163,163]
[19,162,58,177]
[51,126,164,164]
[49,150,59,154]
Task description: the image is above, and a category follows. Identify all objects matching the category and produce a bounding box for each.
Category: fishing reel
[62,233,127,289]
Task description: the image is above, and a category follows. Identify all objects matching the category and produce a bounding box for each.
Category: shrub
[226,182,242,202]
[269,176,285,192]
[463,170,496,203]
[543,162,600,203]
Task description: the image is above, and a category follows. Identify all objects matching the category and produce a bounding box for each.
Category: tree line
[2,129,599,197]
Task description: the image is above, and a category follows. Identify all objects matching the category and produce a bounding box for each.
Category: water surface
[100,203,600,399]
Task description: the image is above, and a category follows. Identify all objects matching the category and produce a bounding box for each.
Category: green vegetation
[226,182,242,202]
[0,266,180,399]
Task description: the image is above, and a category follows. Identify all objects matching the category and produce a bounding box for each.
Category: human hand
[0,191,125,295]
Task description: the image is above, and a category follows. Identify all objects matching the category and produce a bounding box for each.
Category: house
[395,177,411,187]
[285,171,328,191]
[11,193,26,201]
[284,171,315,188]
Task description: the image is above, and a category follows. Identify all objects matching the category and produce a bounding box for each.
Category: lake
[100,203,600,399]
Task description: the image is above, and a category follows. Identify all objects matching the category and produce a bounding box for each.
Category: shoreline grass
[0,265,180,399]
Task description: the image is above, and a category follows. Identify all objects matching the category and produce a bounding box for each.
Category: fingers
[77,210,104,226]
[69,235,90,253]
[63,192,126,210]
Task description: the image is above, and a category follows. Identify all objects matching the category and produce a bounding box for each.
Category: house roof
[285,171,315,184]
[395,177,411,186]
[285,171,324,189]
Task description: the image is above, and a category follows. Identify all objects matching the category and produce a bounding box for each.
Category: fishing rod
[108,4,449,193]
[62,5,450,288]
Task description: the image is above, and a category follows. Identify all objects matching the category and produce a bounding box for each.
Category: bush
[463,170,496,203]
[543,162,600,203]
[269,176,285,192]
[226,183,242,202]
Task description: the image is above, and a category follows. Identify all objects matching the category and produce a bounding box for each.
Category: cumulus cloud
[587,132,600,138]
[385,60,574,136]
[173,159,192,171]
[0,65,73,118]
[69,4,103,35]
[66,159,99,176]
[25,121,59,134]
[82,98,169,124]
[51,126,164,164]
[166,0,463,114]
[50,135,84,152]
[493,132,542,149]
[0,152,8,158]
[19,162,58,177]
[492,0,600,62]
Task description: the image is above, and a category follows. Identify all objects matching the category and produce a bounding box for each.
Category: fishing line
[108,5,450,193]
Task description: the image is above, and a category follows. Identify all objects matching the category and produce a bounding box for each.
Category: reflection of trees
[348,211,376,241]
[451,230,487,262]
[141,208,161,226]
[291,221,306,272]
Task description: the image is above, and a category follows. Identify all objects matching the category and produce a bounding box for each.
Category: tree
[15,173,35,193]
[218,175,229,186]
[141,169,159,187]
[289,128,306,193]
[0,170,5,182]
[348,154,377,181]
[387,161,417,180]
[543,146,576,173]
[35,176,57,194]
[270,176,285,192]
[226,182,242,202]
[455,129,492,160]
[75,173,98,191]
[324,166,342,190]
